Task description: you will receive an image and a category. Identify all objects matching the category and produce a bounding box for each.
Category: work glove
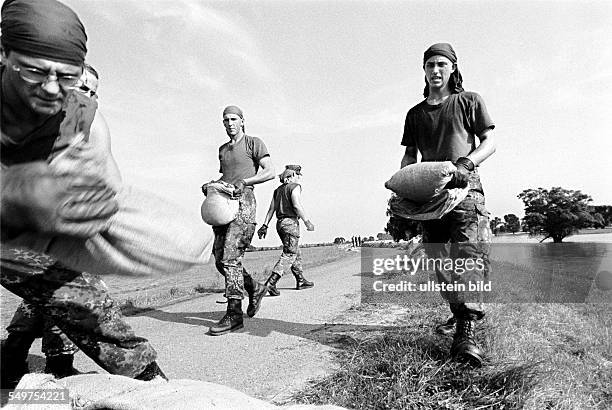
[232,179,247,198]
[257,224,268,239]
[304,220,315,231]
[1,162,119,239]
[449,157,474,189]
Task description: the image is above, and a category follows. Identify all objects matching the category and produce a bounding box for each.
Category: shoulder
[219,141,230,152]
[245,134,267,146]
[454,91,485,104]
[407,99,427,116]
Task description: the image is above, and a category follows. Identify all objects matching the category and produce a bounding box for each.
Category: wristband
[455,157,475,171]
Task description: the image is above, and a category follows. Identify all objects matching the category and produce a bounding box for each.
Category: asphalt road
[22,252,363,404]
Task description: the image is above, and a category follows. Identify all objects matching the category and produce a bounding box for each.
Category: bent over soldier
[256,165,315,299]
[205,105,275,336]
[1,0,164,387]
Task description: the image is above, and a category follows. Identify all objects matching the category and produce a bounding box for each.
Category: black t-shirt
[402,91,494,162]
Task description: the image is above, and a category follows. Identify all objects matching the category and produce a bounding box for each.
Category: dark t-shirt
[218,134,270,185]
[273,182,300,219]
[402,91,494,162]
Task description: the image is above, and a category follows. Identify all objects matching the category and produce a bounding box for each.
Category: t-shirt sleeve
[470,93,495,135]
[401,110,416,147]
[251,136,270,162]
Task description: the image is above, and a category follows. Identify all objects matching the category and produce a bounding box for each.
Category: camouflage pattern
[272,217,303,278]
[7,301,78,356]
[421,171,492,320]
[1,246,157,377]
[212,188,257,300]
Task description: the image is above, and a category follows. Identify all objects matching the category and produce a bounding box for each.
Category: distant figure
[205,105,275,336]
[256,165,315,299]
[400,43,496,366]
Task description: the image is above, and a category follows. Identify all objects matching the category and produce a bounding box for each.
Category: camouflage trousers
[272,217,303,277]
[7,300,78,357]
[212,188,257,300]
[421,173,492,321]
[1,245,157,377]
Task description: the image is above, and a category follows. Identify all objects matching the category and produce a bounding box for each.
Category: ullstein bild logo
[371,279,492,293]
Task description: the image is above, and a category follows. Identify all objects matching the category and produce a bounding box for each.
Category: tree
[377,233,393,240]
[503,214,521,234]
[333,237,346,245]
[490,217,504,235]
[589,205,612,227]
[518,187,596,243]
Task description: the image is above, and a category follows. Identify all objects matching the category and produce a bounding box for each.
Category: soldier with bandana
[1,0,165,387]
[205,105,275,336]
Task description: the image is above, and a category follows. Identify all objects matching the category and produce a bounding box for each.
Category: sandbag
[8,185,213,277]
[385,161,456,203]
[200,182,239,226]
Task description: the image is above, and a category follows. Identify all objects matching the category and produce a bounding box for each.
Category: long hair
[423,67,464,98]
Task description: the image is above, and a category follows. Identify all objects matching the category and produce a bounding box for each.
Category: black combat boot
[265,272,282,297]
[294,272,314,290]
[209,299,244,335]
[44,354,81,379]
[1,333,35,389]
[435,316,457,336]
[134,361,168,381]
[451,319,484,367]
[244,276,267,318]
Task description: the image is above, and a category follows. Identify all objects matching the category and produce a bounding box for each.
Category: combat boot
[209,299,244,335]
[294,272,314,290]
[1,333,35,389]
[265,272,282,297]
[134,361,168,381]
[451,319,484,367]
[245,276,267,317]
[435,316,456,336]
[44,354,81,379]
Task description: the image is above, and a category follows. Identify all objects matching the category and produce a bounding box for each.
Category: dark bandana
[422,42,464,97]
[1,0,87,65]
[222,105,244,119]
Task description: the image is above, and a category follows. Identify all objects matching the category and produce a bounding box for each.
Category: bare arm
[466,128,496,166]
[88,111,122,188]
[262,195,276,226]
[401,144,418,168]
[290,185,311,224]
[244,156,275,186]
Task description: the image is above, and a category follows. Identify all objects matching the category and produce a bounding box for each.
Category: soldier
[205,105,275,336]
[256,165,315,298]
[1,0,165,387]
[2,63,102,381]
[400,43,496,366]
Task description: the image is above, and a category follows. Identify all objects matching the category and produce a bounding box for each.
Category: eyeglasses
[9,63,81,88]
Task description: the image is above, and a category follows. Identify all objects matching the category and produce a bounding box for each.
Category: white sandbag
[9,185,213,277]
[200,182,239,226]
[384,161,456,203]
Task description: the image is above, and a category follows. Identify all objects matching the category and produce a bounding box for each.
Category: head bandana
[222,105,244,119]
[1,0,87,65]
[422,42,464,97]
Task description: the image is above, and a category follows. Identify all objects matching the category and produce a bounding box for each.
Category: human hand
[232,179,246,198]
[305,220,315,231]
[449,157,474,189]
[2,162,119,238]
[257,224,268,239]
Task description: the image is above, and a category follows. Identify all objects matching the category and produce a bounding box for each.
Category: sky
[61,0,612,246]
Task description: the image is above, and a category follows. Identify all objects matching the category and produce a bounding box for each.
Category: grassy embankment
[291,238,611,409]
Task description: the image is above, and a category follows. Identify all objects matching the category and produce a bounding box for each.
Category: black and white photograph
[1,0,610,408]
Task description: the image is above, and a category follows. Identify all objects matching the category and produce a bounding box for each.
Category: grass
[290,302,611,409]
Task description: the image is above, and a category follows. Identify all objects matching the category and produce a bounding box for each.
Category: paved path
[22,253,363,403]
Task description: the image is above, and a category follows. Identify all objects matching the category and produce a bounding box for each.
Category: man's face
[222,114,243,137]
[424,55,455,92]
[3,50,83,116]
